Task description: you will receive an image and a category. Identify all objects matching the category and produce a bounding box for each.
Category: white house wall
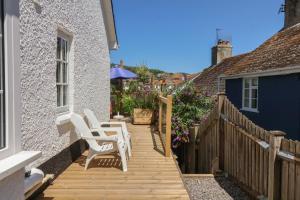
[19,0,111,168]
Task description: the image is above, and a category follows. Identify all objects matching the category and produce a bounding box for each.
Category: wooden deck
[36,124,190,200]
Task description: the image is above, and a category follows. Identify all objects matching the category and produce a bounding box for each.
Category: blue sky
[110,0,284,74]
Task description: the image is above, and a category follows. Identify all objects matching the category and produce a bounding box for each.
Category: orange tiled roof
[193,53,248,95]
[224,24,300,76]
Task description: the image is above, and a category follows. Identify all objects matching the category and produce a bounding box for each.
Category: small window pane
[56,62,61,83]
[63,86,68,106]
[65,40,68,61]
[252,78,258,86]
[62,63,67,83]
[244,79,250,88]
[251,99,257,109]
[57,86,61,107]
[57,38,61,60]
[244,98,249,108]
[62,39,66,61]
[252,89,258,98]
[244,89,250,98]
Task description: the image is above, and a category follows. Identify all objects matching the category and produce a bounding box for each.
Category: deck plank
[36,124,189,200]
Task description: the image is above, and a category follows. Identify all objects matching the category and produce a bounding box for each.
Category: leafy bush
[172,83,215,148]
[121,95,135,115]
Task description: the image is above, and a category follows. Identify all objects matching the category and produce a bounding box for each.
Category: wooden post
[187,125,199,173]
[158,100,162,135]
[217,92,225,171]
[165,95,173,157]
[268,130,286,200]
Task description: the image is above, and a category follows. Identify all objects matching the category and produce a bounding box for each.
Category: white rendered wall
[19,0,111,167]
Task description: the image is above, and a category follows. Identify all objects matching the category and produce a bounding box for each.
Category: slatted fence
[192,93,300,200]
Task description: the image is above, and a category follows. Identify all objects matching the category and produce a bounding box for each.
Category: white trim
[101,0,119,50]
[242,77,259,113]
[0,151,41,181]
[220,65,300,80]
[0,0,21,160]
[241,107,259,113]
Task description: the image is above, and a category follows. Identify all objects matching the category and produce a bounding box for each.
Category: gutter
[110,0,119,49]
[220,65,300,80]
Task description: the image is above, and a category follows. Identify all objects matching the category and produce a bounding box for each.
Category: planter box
[133,108,153,125]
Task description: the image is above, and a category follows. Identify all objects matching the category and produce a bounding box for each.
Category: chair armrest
[100,122,129,132]
[82,136,118,142]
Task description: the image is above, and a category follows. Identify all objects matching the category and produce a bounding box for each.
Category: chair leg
[127,139,132,157]
[120,150,128,172]
[85,149,96,170]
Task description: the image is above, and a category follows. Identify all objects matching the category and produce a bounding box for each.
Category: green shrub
[172,83,215,148]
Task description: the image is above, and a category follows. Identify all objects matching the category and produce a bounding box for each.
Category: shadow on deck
[36,124,189,200]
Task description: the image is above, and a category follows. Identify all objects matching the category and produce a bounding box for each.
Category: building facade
[0,0,117,199]
[223,0,300,140]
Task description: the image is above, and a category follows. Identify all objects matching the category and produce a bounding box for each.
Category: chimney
[211,39,232,65]
[284,0,300,28]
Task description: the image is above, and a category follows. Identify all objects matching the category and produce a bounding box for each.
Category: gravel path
[184,176,250,200]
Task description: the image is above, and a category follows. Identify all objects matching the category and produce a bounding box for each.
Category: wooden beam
[165,95,173,157]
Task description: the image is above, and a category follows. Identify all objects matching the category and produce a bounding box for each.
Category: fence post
[187,124,200,173]
[158,98,162,134]
[165,95,173,157]
[217,92,225,171]
[268,130,285,200]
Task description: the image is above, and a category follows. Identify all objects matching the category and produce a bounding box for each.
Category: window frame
[242,77,259,113]
[0,0,21,160]
[56,32,70,114]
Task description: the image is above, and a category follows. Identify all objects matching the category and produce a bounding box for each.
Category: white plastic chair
[84,109,132,157]
[70,113,128,171]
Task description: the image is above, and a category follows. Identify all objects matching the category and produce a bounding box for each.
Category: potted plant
[132,89,158,125]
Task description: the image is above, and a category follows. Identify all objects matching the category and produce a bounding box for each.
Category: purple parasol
[110,66,137,79]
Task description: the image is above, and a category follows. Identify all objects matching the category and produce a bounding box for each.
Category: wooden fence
[188,93,300,200]
[158,95,173,157]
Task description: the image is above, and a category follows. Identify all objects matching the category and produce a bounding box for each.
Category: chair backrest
[84,109,101,128]
[70,113,99,149]
[84,109,107,137]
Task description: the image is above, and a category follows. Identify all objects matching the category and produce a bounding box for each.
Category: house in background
[223,6,300,140]
[0,0,117,199]
[221,0,300,140]
[193,0,300,140]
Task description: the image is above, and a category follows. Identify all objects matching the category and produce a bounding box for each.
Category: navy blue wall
[226,73,300,140]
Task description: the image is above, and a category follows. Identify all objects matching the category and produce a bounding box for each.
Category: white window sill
[240,107,259,113]
[55,113,72,125]
[0,151,41,181]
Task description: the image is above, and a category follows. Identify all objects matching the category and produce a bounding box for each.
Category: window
[56,36,69,112]
[243,77,258,112]
[0,0,4,150]
[0,0,21,160]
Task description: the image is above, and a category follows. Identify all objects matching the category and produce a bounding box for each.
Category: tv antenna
[216,28,222,44]
[278,4,286,14]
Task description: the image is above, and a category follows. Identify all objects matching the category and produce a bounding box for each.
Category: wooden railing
[158,95,173,157]
[190,93,300,200]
